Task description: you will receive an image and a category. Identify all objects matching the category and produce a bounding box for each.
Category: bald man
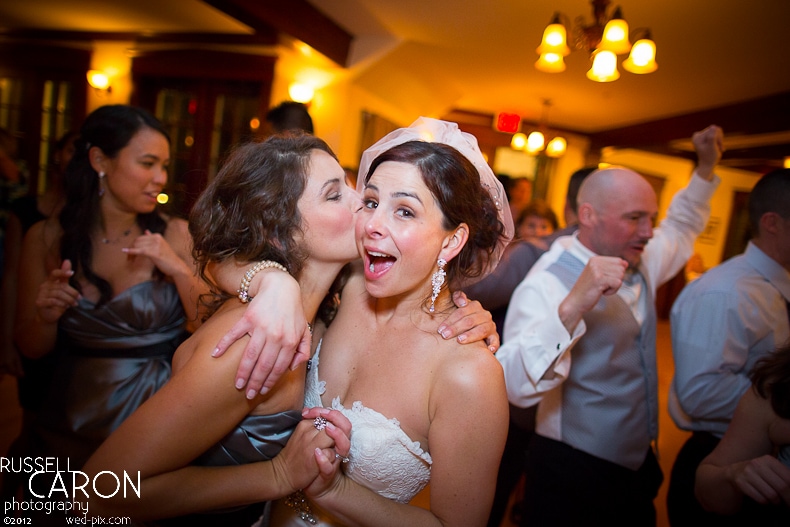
[495,126,724,526]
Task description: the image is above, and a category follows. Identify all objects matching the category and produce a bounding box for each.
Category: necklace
[101,229,132,244]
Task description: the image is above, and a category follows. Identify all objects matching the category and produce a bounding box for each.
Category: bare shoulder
[176,302,245,364]
[428,338,508,438]
[26,216,61,246]
[434,338,505,399]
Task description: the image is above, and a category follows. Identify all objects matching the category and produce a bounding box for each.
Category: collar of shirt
[568,233,596,264]
[745,241,790,302]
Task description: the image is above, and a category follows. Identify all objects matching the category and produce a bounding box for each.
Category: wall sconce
[288,82,314,104]
[87,70,112,93]
[535,0,657,82]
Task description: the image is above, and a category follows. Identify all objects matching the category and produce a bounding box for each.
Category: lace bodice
[305,341,432,503]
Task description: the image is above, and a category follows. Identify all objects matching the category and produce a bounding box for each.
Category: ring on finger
[335,453,350,463]
[313,416,328,431]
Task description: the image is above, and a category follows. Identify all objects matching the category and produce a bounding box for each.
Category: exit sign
[495,112,521,133]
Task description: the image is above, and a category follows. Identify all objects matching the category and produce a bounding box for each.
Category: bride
[230,118,513,526]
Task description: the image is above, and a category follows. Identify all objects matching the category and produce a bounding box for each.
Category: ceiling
[2,0,790,172]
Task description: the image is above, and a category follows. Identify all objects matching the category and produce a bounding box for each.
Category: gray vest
[546,251,659,470]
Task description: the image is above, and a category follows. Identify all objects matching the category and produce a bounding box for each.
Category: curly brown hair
[189,133,337,315]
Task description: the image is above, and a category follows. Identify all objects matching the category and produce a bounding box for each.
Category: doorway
[132,50,275,217]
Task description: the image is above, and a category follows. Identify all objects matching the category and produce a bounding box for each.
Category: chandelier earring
[429,258,447,313]
[98,171,106,197]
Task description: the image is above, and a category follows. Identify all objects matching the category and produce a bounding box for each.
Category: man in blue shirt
[667,168,790,525]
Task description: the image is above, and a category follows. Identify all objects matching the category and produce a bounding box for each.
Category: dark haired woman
[15,105,205,473]
[696,343,790,523]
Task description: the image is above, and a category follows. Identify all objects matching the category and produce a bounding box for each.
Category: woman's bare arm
[696,388,790,513]
[82,310,339,520]
[14,222,77,358]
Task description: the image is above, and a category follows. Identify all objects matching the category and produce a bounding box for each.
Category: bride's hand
[437,291,500,352]
[301,407,352,457]
[301,408,352,499]
[272,408,349,493]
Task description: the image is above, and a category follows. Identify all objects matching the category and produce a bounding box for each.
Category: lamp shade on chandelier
[535,0,657,82]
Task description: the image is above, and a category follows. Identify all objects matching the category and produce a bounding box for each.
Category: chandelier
[510,100,566,158]
[535,0,657,82]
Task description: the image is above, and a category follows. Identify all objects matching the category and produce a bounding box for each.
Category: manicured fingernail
[259,387,269,395]
[326,422,336,431]
[440,329,451,339]
[489,346,497,353]
[457,334,467,343]
[302,408,309,416]
[235,378,244,389]
[246,388,256,399]
[212,348,220,357]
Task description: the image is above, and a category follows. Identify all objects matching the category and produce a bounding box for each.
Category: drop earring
[429,258,447,313]
[98,171,105,197]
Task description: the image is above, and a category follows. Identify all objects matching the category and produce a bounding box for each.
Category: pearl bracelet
[237,260,288,303]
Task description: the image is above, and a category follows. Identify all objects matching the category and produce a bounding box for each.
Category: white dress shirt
[496,172,720,442]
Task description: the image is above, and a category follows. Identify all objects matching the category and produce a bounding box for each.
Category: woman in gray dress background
[14,105,206,477]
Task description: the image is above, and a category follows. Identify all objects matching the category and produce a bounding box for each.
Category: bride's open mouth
[365,250,396,275]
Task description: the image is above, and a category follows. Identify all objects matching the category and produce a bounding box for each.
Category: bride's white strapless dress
[267,341,432,526]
